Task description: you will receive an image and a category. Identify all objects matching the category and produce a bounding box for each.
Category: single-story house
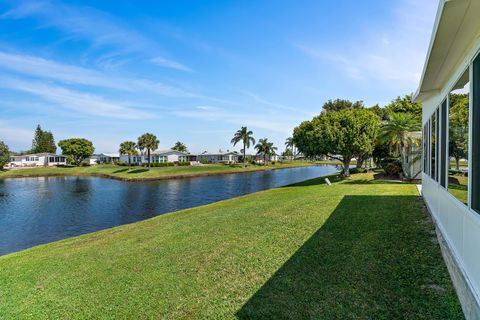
[197,151,239,164]
[89,153,120,165]
[414,0,480,316]
[120,149,188,164]
[7,153,67,167]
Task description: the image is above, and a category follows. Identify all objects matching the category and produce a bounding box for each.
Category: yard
[0,172,463,319]
[0,161,317,181]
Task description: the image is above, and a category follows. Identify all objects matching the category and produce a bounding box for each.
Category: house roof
[100,153,120,158]
[151,149,188,156]
[14,153,63,157]
[198,151,239,156]
[413,0,480,102]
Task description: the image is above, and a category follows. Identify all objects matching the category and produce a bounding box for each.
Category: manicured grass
[0,161,316,181]
[448,174,468,204]
[0,173,463,319]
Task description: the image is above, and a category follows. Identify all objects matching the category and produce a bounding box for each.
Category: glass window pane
[431,112,436,180]
[448,69,470,205]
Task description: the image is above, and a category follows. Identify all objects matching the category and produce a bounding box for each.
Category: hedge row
[116,161,190,167]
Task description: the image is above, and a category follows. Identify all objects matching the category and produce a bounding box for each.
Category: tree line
[292,95,423,177]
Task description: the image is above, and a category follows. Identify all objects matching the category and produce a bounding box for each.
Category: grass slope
[0,173,463,319]
[0,161,317,181]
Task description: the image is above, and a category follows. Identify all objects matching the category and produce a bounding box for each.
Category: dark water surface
[0,165,337,255]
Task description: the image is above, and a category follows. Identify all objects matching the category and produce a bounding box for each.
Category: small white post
[325,178,331,185]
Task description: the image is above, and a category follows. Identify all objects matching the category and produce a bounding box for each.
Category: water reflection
[0,165,337,255]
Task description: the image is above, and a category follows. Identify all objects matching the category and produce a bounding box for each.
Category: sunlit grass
[0,172,463,319]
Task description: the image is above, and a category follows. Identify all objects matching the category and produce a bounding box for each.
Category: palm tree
[285,136,295,159]
[172,141,188,153]
[255,138,277,166]
[119,141,138,169]
[231,127,255,167]
[137,133,159,168]
[380,113,420,157]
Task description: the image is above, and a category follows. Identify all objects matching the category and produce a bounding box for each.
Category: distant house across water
[7,153,67,167]
[119,149,189,164]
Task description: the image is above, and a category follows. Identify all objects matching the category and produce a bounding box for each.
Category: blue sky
[0,0,437,153]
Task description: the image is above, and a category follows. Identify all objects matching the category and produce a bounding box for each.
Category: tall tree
[293,108,380,177]
[58,138,94,166]
[31,125,56,153]
[369,104,389,121]
[0,141,9,169]
[322,99,364,114]
[119,141,138,169]
[448,93,469,170]
[138,133,159,168]
[255,138,277,166]
[379,113,420,157]
[172,141,188,153]
[384,95,422,121]
[231,127,255,167]
[285,137,295,158]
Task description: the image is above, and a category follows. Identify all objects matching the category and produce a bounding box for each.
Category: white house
[120,149,188,164]
[197,151,239,164]
[7,153,67,167]
[89,153,120,165]
[414,0,480,317]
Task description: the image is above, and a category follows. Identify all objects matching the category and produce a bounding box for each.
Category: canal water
[0,165,338,255]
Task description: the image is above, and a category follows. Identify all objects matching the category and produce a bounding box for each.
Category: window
[431,111,436,180]
[423,124,429,174]
[447,68,469,205]
[440,100,447,187]
[472,55,480,213]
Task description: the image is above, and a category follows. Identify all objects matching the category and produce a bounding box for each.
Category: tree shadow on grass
[127,168,149,174]
[112,168,129,173]
[236,195,463,319]
[286,174,341,187]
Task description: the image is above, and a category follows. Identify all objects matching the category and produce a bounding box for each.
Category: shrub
[349,168,368,174]
[177,162,190,166]
[270,161,276,165]
[448,169,468,177]
[116,161,130,166]
[199,159,210,164]
[385,163,402,176]
[146,162,175,167]
[379,157,399,169]
[80,162,90,167]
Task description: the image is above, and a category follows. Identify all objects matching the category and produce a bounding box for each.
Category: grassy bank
[0,161,319,181]
[0,173,463,319]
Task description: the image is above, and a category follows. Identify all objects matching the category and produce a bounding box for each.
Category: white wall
[422,37,480,306]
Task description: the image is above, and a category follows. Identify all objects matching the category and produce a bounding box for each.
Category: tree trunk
[128,155,131,169]
[148,149,151,168]
[243,142,246,168]
[341,158,351,177]
[455,158,460,171]
[356,158,363,168]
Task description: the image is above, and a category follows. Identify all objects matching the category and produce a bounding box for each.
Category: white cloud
[295,0,437,89]
[172,107,295,134]
[0,51,198,98]
[1,0,190,72]
[0,76,153,120]
[0,122,34,146]
[150,56,192,72]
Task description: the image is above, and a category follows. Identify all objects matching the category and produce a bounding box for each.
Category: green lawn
[448,174,468,205]
[0,173,463,319]
[0,161,316,181]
